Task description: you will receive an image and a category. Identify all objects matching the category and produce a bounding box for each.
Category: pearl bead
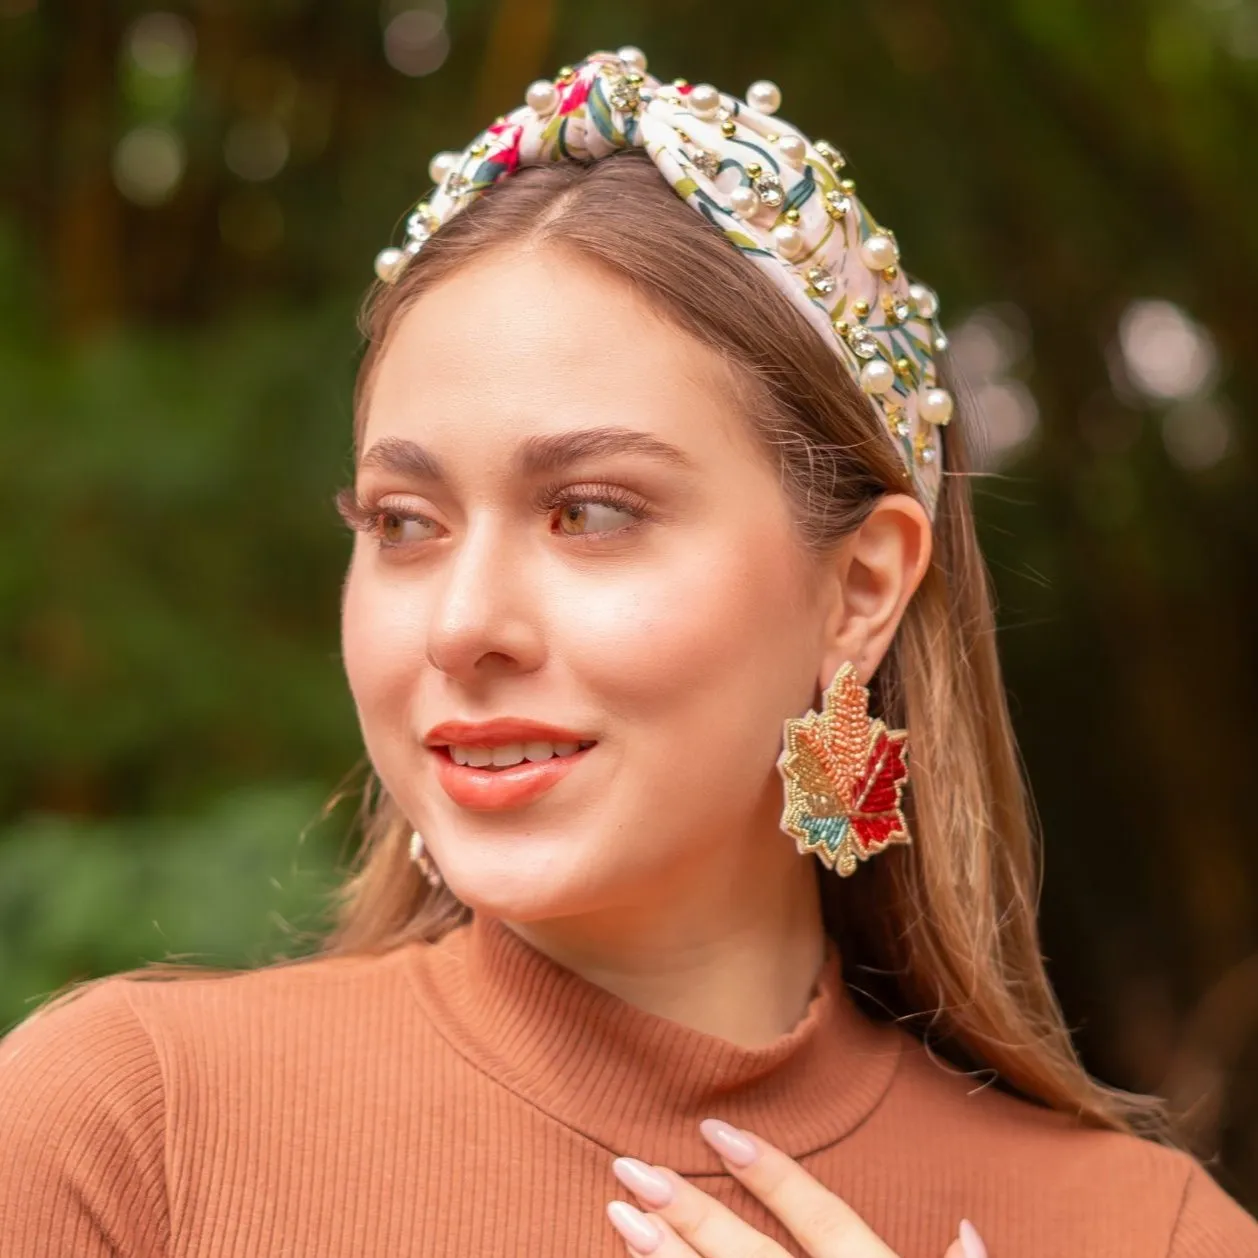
[919,387,954,425]
[859,232,899,270]
[729,185,760,219]
[772,223,804,258]
[526,79,559,115]
[689,83,721,118]
[777,133,806,166]
[909,282,939,318]
[861,361,897,394]
[746,79,782,115]
[374,247,405,283]
[617,45,647,74]
[427,151,459,184]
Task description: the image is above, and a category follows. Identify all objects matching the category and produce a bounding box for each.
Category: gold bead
[673,77,690,88]
[766,132,779,143]
[746,162,762,177]
[882,265,899,281]
[784,207,800,223]
[557,65,575,80]
[840,178,856,193]
[721,120,736,137]
[833,320,850,336]
[851,298,870,318]
[895,356,913,375]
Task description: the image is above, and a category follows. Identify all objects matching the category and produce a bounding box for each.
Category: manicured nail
[699,1118,759,1166]
[607,1200,663,1254]
[958,1218,988,1258]
[612,1157,674,1208]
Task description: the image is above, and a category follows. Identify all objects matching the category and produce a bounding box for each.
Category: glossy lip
[424,716,597,748]
[429,743,594,811]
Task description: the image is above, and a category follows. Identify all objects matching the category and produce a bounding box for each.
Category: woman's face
[341,246,836,935]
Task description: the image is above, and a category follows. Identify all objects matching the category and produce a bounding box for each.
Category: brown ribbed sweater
[1,912,1255,1257]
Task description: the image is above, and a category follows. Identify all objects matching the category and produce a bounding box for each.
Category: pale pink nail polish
[958,1218,988,1258]
[607,1200,663,1254]
[699,1118,759,1166]
[612,1157,674,1208]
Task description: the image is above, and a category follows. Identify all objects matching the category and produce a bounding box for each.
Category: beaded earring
[776,661,912,876]
[408,829,443,889]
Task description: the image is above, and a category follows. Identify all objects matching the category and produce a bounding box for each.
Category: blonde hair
[30,152,1177,1143]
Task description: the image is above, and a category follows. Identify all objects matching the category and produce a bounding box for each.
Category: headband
[373,48,951,518]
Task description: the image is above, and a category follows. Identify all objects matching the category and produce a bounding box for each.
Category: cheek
[340,550,426,717]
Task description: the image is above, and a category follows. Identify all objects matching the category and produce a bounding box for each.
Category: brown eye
[555,499,640,537]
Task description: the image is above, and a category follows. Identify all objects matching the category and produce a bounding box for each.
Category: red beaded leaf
[849,727,910,853]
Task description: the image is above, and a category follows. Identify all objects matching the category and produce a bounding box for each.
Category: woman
[1,48,1254,1258]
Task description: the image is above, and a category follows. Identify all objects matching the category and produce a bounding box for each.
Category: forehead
[360,246,755,463]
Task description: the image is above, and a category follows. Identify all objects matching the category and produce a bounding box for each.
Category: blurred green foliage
[1,0,1256,1210]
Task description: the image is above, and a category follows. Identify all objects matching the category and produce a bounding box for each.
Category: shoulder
[878,1033,1258,1255]
[0,978,169,1255]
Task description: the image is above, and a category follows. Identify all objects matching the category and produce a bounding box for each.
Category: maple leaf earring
[408,829,443,889]
[776,661,912,876]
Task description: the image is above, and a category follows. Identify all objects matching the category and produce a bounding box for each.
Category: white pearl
[689,83,721,118]
[374,247,405,283]
[919,387,954,425]
[617,45,647,73]
[860,361,897,394]
[909,282,939,318]
[428,150,459,184]
[777,134,806,166]
[525,79,559,115]
[729,185,760,219]
[746,79,782,115]
[859,232,899,270]
[772,223,804,258]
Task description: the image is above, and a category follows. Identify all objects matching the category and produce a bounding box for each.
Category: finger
[612,1156,792,1257]
[943,1240,966,1258]
[607,1200,698,1256]
[699,1120,897,1256]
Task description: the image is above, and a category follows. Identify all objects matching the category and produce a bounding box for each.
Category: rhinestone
[933,333,950,353]
[752,170,784,208]
[824,190,851,220]
[884,295,911,323]
[607,75,643,112]
[886,407,911,439]
[839,178,857,194]
[405,209,436,241]
[805,266,836,296]
[446,172,469,194]
[848,327,880,359]
[691,149,720,178]
[815,140,847,169]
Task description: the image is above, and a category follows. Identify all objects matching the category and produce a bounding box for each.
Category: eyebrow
[358,426,697,482]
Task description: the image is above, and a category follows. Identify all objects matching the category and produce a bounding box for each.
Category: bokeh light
[112,124,186,206]
[125,12,196,78]
[224,119,290,182]
[1161,398,1234,470]
[1116,298,1219,400]
[383,5,450,77]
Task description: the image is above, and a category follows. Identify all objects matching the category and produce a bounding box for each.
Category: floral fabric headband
[373,48,951,518]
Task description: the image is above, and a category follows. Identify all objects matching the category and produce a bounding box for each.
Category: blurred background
[2,0,1256,1211]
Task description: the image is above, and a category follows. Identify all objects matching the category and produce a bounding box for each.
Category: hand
[606,1118,987,1258]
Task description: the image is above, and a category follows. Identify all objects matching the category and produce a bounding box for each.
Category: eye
[378,509,439,546]
[545,485,649,539]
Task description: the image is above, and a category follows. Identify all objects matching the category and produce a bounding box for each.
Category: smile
[430,742,597,810]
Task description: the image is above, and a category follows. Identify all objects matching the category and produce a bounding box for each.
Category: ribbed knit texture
[1,911,1255,1256]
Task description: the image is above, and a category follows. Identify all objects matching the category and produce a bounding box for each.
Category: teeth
[447,740,592,768]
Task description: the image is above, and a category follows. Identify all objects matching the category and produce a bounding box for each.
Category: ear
[816,492,933,689]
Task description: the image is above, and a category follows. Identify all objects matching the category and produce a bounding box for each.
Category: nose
[424,515,544,682]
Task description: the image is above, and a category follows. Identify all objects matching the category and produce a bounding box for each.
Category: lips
[425,716,595,748]
[430,743,594,810]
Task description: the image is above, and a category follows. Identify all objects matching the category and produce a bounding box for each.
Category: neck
[501,829,828,1049]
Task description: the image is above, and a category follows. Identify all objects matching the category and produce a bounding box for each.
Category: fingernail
[699,1118,759,1166]
[612,1157,674,1208]
[958,1218,988,1258]
[607,1200,663,1254]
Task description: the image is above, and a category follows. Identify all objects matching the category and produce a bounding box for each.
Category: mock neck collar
[405,911,903,1172]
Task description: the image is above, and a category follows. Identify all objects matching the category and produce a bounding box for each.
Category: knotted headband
[373,48,951,518]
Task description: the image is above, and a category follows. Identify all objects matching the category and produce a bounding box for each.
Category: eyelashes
[333,481,651,549]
